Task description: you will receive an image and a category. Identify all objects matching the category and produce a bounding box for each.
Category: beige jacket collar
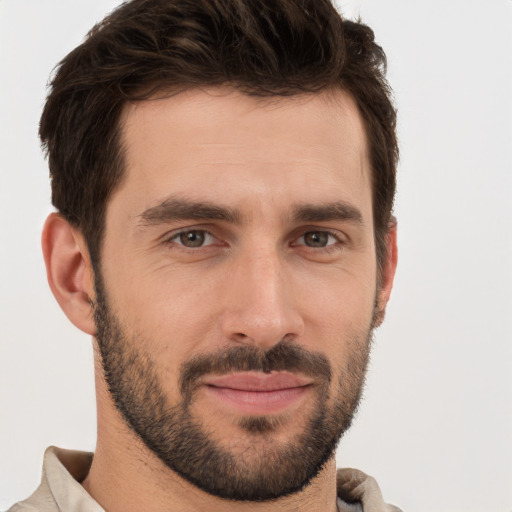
[9,446,401,512]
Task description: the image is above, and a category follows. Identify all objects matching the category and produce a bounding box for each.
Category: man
[8,0,400,510]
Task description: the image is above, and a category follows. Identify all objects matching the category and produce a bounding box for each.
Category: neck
[83,347,338,512]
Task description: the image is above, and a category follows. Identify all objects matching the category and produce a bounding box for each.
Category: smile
[201,372,313,415]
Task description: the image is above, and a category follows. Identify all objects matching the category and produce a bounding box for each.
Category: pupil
[180,231,205,247]
[305,231,328,247]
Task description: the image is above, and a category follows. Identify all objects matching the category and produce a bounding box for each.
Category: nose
[220,250,304,349]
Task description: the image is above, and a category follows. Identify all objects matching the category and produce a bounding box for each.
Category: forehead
[114,87,371,221]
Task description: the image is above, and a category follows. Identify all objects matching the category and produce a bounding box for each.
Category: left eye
[296,231,339,248]
[170,230,215,248]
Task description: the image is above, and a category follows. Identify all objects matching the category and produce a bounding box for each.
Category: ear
[42,213,97,335]
[373,217,398,327]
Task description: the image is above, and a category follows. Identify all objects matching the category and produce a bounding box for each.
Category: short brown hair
[40,0,398,272]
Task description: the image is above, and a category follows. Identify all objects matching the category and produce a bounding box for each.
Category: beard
[93,274,374,502]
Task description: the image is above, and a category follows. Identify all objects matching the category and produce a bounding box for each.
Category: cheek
[299,263,377,334]
[104,258,224,360]
[295,270,376,390]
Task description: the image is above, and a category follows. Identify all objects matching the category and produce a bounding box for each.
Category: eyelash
[162,228,346,253]
[164,228,218,248]
[293,231,342,250]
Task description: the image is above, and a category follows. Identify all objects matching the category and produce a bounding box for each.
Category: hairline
[85,83,388,277]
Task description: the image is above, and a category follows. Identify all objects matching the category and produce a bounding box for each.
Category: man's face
[94,88,382,500]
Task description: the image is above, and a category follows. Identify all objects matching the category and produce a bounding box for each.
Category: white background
[1,1,511,510]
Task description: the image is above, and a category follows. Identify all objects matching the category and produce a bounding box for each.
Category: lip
[201,372,313,415]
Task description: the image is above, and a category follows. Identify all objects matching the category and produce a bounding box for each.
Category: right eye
[168,229,217,248]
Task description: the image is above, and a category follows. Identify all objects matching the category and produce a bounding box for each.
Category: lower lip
[204,385,310,415]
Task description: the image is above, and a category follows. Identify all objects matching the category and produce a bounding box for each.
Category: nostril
[281,332,297,344]
[231,332,251,343]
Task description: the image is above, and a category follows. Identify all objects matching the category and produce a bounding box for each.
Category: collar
[28,447,398,512]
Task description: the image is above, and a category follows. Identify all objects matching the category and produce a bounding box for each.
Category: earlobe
[42,213,97,335]
[373,218,398,328]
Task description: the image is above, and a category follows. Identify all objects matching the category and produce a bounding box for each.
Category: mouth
[201,371,314,415]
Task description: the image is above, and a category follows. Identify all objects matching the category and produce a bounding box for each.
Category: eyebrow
[137,197,364,228]
[291,202,364,225]
[137,198,244,226]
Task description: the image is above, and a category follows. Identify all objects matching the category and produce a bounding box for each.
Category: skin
[42,87,397,512]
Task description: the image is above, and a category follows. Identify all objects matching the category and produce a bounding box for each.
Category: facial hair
[93,274,373,502]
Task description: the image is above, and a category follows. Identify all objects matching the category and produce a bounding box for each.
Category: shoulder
[5,471,59,512]
[337,467,403,512]
[7,505,40,512]
[6,488,58,512]
[6,447,95,512]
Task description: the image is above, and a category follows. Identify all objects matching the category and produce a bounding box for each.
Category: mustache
[179,341,332,399]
